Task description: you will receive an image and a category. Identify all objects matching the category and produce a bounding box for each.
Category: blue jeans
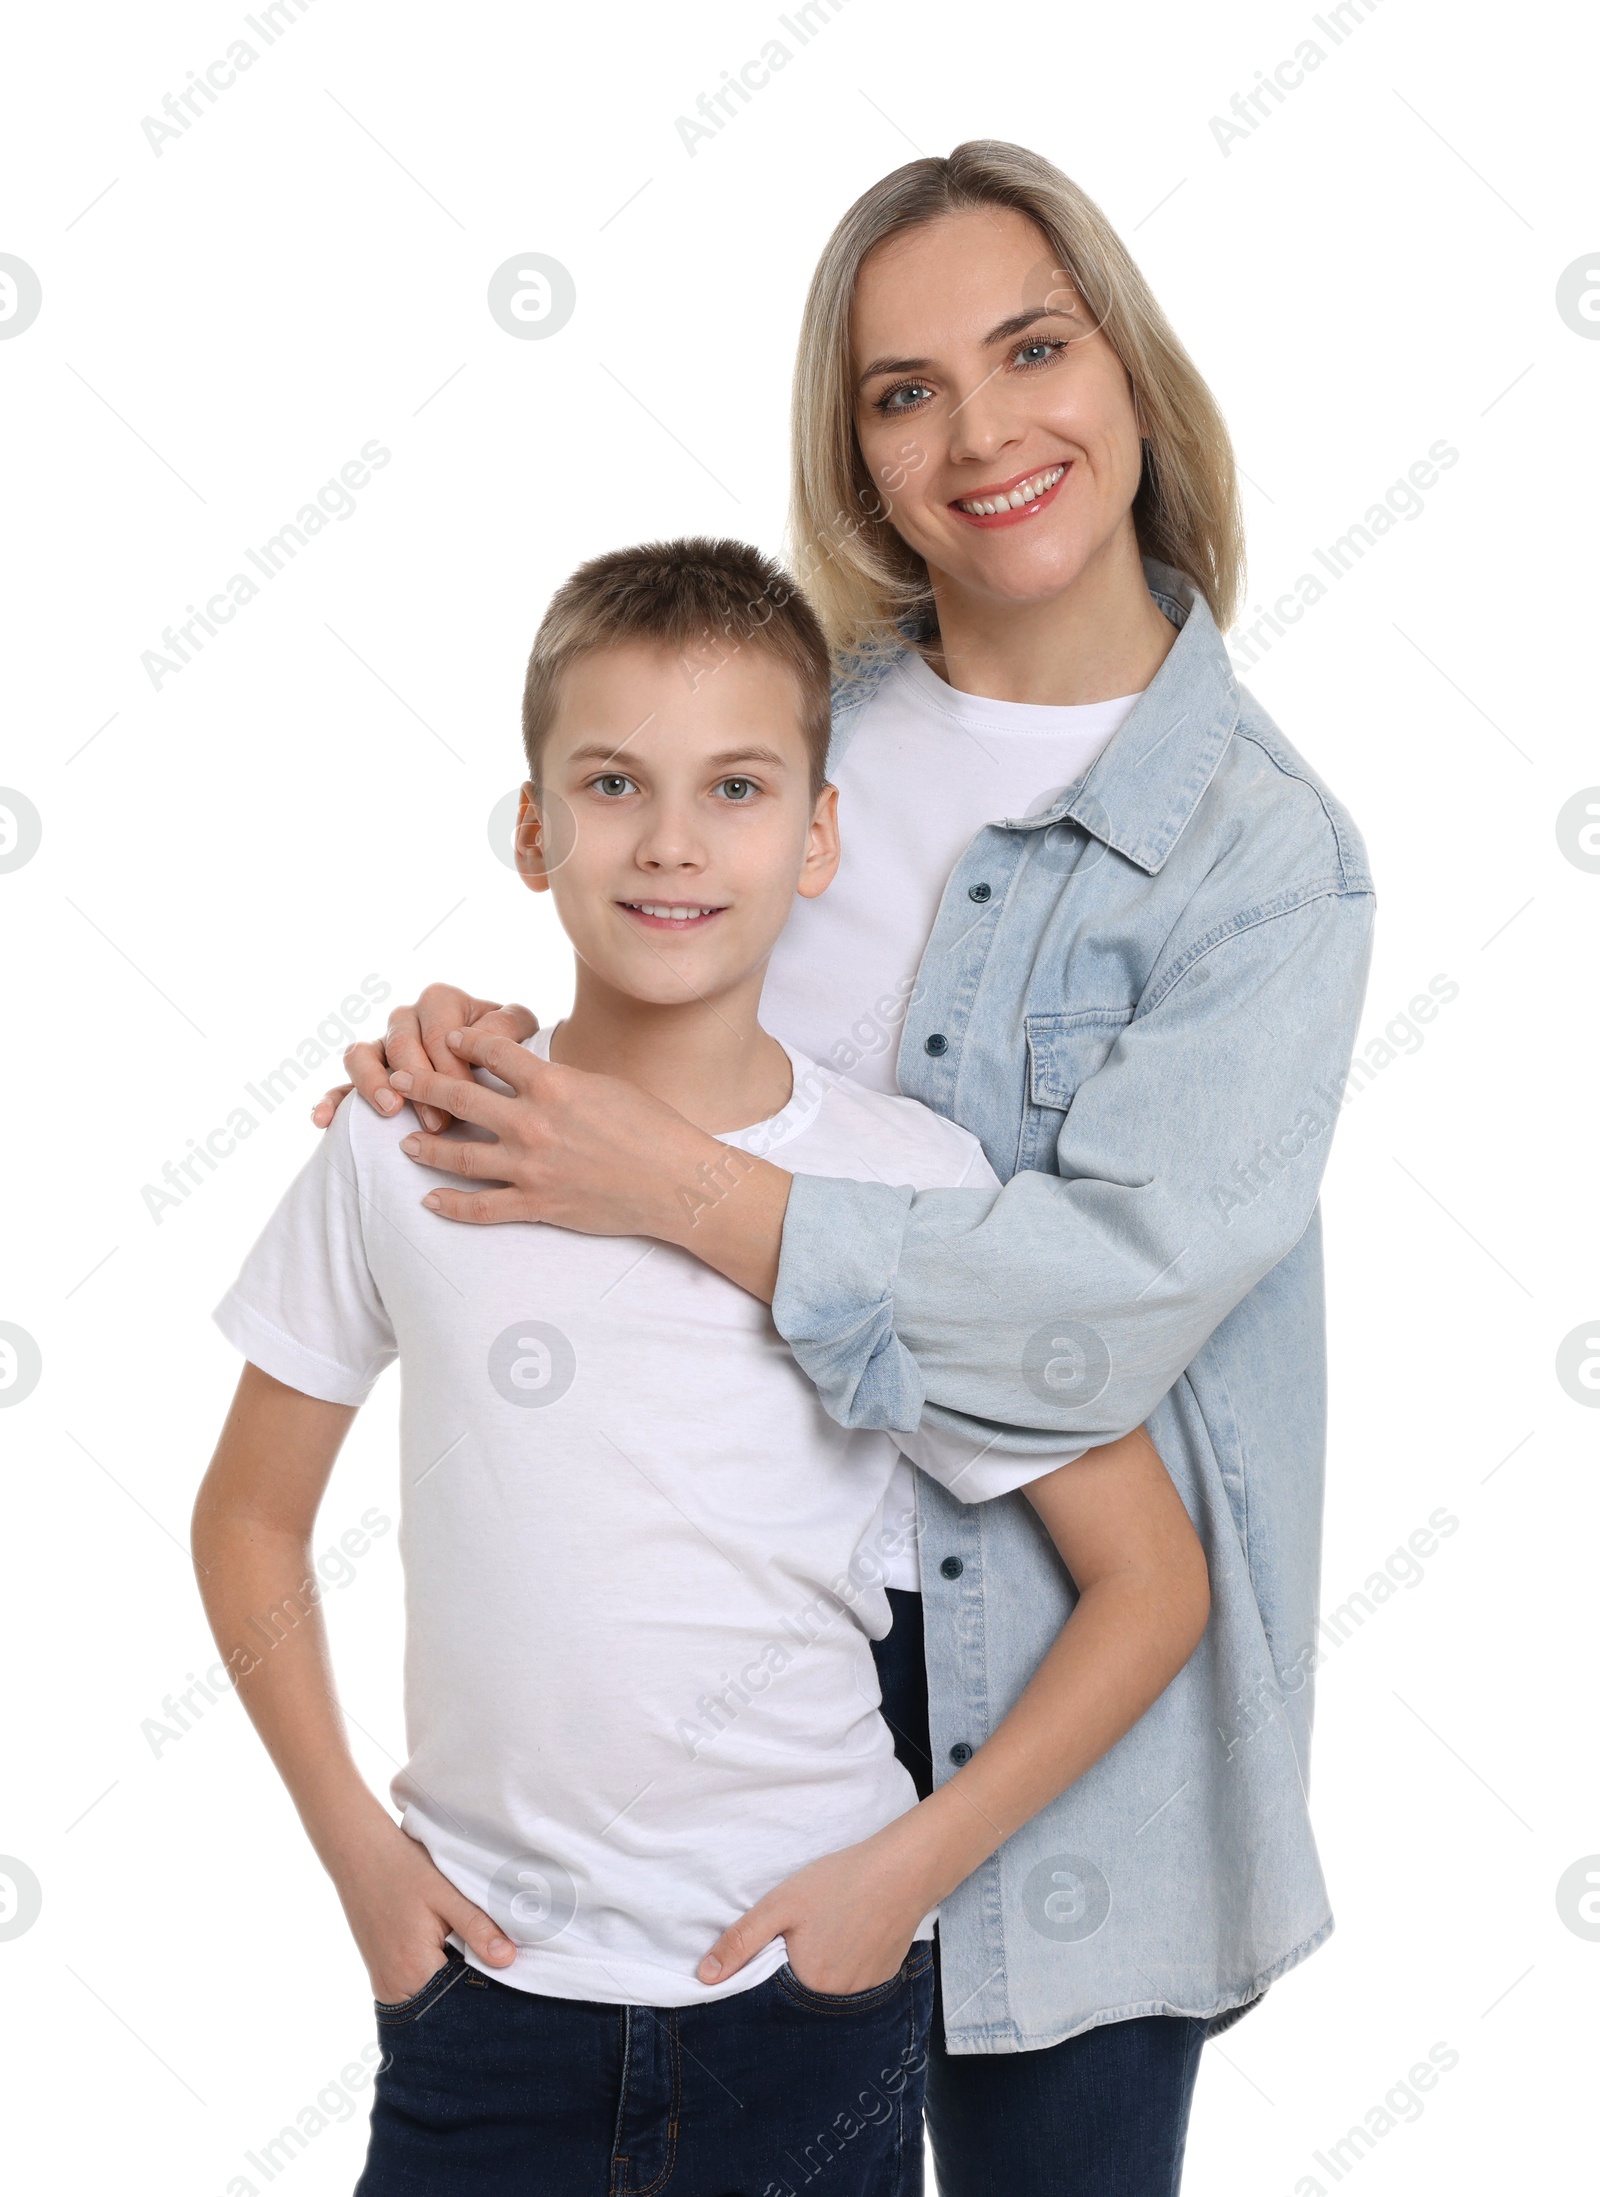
[354,1941,933,2195]
[873,1589,1207,2197]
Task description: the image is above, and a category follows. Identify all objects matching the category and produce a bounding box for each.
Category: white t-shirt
[761,653,1143,1584]
[214,1036,1024,2009]
[763,651,1142,1097]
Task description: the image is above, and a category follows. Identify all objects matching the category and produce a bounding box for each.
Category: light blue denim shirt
[774,559,1375,2053]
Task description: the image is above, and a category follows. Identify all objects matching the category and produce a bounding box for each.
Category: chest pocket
[1017,1007,1134,1174]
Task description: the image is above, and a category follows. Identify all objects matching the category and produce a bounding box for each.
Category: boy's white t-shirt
[214,1035,1035,2009]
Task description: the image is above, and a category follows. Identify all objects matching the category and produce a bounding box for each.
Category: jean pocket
[374,1952,463,2023]
[776,1953,916,2015]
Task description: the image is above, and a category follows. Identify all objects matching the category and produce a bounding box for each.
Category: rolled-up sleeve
[773,887,1374,1450]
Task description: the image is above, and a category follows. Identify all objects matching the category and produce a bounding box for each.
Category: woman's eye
[593,774,635,797]
[876,380,933,413]
[716,777,756,801]
[1013,339,1067,369]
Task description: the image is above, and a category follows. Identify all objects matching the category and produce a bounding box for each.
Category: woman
[319,143,1374,2193]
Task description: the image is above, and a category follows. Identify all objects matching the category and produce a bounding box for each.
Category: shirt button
[968,882,992,902]
[924,1033,949,1056]
[939,1556,964,1580]
[949,1742,974,1766]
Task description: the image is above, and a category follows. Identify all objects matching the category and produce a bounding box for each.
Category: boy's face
[517,640,839,1009]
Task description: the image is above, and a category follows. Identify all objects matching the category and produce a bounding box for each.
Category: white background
[2,1,1596,2190]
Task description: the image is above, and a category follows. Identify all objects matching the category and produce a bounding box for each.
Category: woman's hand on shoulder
[311,984,538,1133]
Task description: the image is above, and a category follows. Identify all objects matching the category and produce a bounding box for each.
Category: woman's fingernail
[375,1089,400,1114]
[446,1029,465,1049]
[400,1136,420,1157]
[423,1194,442,1211]
[389,1071,413,1092]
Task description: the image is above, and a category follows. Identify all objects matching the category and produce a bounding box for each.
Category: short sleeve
[213,1096,397,1406]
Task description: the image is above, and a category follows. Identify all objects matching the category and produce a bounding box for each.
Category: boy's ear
[796,782,841,902]
[514,782,551,894]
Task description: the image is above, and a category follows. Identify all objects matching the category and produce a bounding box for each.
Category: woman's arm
[777,889,1375,1445]
[380,1031,794,1301]
[192,1363,517,1998]
[696,1421,1210,1995]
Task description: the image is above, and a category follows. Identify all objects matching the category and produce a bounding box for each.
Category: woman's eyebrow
[855,307,1079,389]
[856,352,932,387]
[981,305,1080,346]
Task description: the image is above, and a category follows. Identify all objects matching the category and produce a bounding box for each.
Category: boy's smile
[617,897,729,932]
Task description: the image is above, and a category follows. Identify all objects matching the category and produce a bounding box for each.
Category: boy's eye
[715,777,757,802]
[593,774,636,797]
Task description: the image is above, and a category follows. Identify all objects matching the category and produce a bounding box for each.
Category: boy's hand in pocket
[697,1825,931,1996]
[331,1811,517,2004]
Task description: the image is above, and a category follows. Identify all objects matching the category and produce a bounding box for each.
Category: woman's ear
[515,782,551,894]
[797,782,842,901]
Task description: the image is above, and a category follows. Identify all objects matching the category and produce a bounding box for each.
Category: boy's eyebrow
[705,745,791,771]
[564,740,646,768]
[855,307,1078,389]
[561,742,793,772]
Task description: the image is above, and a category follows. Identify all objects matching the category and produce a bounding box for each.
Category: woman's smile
[949,461,1070,527]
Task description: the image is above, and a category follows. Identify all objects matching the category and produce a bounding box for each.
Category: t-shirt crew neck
[894,647,1144,748]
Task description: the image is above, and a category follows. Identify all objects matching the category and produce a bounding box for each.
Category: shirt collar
[1000,557,1239,876]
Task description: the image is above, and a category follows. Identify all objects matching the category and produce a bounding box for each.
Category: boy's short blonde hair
[522,538,833,796]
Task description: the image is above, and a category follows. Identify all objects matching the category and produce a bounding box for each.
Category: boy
[194,539,1208,2194]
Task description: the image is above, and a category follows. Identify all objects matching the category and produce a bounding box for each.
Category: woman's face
[850,206,1146,611]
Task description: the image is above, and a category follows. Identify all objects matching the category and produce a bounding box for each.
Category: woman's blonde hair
[789,140,1244,659]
